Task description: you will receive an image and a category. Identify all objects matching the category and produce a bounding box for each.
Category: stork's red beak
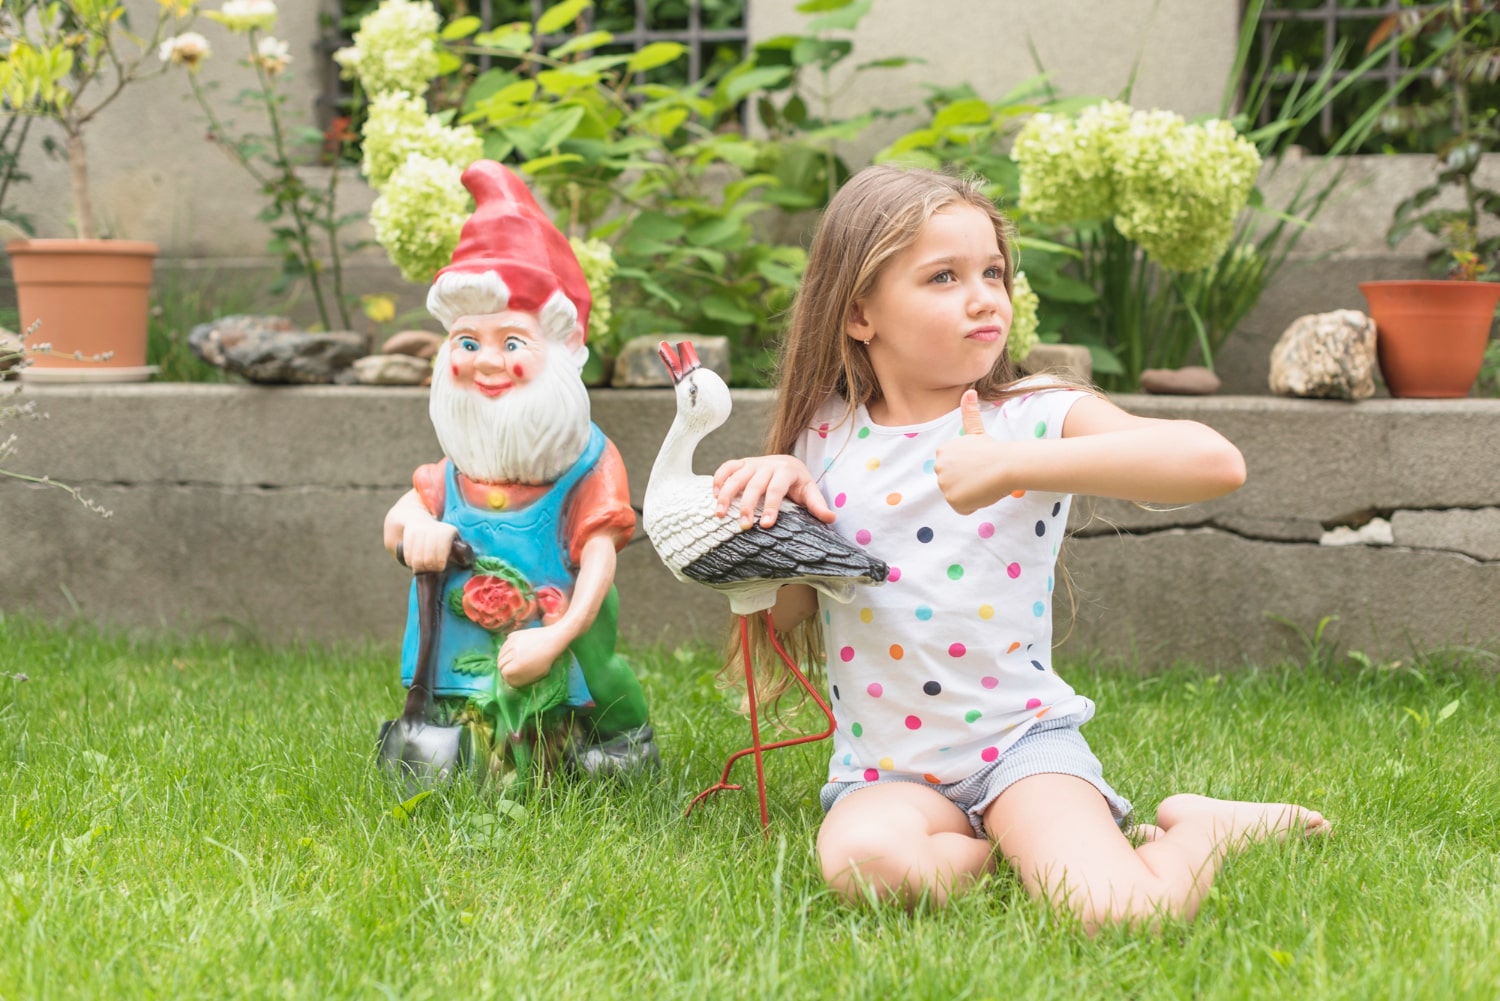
[656,340,702,385]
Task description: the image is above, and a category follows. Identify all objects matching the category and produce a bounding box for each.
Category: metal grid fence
[317,0,749,129]
[1251,0,1437,139]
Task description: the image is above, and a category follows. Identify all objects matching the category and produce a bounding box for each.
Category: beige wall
[750,0,1241,165]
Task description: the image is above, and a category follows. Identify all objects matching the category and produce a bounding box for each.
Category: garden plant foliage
[3,617,1499,998]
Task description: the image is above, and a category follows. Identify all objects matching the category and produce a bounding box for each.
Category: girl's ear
[845,300,872,344]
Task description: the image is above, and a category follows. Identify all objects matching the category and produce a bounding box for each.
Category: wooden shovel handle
[402,538,475,720]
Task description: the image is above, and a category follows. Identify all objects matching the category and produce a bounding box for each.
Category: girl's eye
[932,270,955,285]
[984,266,1004,280]
[458,337,479,352]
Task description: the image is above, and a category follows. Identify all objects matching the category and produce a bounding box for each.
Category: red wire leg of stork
[685,610,836,833]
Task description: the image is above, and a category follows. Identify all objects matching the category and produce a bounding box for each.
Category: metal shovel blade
[377,717,474,798]
[377,541,480,797]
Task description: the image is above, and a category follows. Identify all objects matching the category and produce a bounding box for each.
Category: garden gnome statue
[381,159,658,780]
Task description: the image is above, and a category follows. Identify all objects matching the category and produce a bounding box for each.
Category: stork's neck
[649,410,701,486]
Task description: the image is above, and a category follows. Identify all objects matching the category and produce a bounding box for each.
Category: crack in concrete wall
[1071,514,1500,564]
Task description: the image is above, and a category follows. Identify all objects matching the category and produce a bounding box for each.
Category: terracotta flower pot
[6,238,159,382]
[1360,279,1500,399]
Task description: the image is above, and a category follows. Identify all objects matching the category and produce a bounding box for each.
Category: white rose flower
[211,0,278,33]
[254,36,292,76]
[159,32,212,70]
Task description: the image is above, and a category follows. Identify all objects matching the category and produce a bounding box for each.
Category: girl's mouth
[967,326,1003,342]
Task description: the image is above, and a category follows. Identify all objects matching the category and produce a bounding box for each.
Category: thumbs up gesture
[934,390,1006,515]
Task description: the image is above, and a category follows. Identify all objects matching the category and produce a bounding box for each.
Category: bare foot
[1155,793,1329,848]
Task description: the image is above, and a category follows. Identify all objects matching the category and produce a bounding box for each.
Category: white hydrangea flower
[360,91,483,191]
[569,237,616,342]
[371,154,472,283]
[159,32,212,69]
[1013,101,1131,225]
[211,0,278,33]
[1013,102,1260,273]
[334,0,442,98]
[1007,271,1039,363]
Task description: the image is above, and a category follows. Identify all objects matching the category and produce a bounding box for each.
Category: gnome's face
[428,309,592,486]
[446,309,550,397]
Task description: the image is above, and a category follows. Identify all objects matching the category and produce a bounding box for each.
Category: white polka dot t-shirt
[795,385,1091,785]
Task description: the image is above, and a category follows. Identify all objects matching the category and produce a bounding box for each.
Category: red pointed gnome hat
[435,160,591,337]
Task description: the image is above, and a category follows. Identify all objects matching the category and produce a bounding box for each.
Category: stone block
[1391,508,1500,561]
[612,335,731,388]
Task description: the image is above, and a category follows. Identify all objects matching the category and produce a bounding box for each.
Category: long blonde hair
[731,165,1045,712]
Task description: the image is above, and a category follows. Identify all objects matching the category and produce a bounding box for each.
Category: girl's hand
[934,390,1010,515]
[712,455,835,528]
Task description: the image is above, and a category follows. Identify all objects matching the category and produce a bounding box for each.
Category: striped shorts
[819,712,1134,839]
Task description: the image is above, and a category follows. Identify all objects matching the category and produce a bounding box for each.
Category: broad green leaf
[518,152,585,174]
[700,295,756,324]
[723,66,793,104]
[538,68,602,95]
[686,215,744,248]
[440,15,482,40]
[435,49,465,75]
[532,105,587,151]
[1029,273,1097,303]
[627,212,687,243]
[549,29,614,58]
[537,0,591,35]
[475,25,533,52]
[806,0,872,32]
[627,42,687,73]
[794,0,856,13]
[933,98,993,130]
[1085,344,1125,375]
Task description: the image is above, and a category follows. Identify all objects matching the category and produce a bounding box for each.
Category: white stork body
[642,341,888,615]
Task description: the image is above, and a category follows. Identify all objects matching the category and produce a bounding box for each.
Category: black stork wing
[680,503,889,587]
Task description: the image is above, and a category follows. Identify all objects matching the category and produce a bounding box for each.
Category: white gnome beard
[428,341,593,485]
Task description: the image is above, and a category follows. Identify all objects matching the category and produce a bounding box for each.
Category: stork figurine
[643,340,889,830]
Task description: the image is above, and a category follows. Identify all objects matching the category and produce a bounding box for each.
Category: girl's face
[846,204,1012,424]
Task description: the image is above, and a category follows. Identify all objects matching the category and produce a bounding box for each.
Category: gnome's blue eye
[505,336,526,352]
[458,336,479,352]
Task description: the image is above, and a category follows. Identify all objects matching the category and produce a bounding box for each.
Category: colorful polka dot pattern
[795,388,1092,785]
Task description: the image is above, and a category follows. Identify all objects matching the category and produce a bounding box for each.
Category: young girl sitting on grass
[711,164,1328,929]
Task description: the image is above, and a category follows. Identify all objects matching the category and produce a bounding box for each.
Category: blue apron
[398,425,605,704]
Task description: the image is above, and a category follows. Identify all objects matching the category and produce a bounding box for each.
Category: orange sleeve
[565,439,636,566]
[412,459,449,515]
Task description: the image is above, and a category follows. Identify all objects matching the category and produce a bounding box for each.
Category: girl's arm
[935,390,1246,515]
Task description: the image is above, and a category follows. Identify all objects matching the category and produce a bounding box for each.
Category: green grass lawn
[2,616,1497,1000]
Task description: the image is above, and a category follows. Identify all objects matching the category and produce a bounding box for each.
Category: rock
[350,353,433,386]
[1268,310,1377,400]
[1319,517,1393,547]
[381,330,444,359]
[1140,366,1221,395]
[1018,343,1092,384]
[189,315,368,384]
[0,327,21,372]
[188,314,298,368]
[612,334,731,388]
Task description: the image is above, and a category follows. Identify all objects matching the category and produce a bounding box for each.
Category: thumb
[959,389,986,437]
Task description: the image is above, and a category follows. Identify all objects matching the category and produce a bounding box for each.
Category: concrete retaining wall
[3,386,1496,666]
